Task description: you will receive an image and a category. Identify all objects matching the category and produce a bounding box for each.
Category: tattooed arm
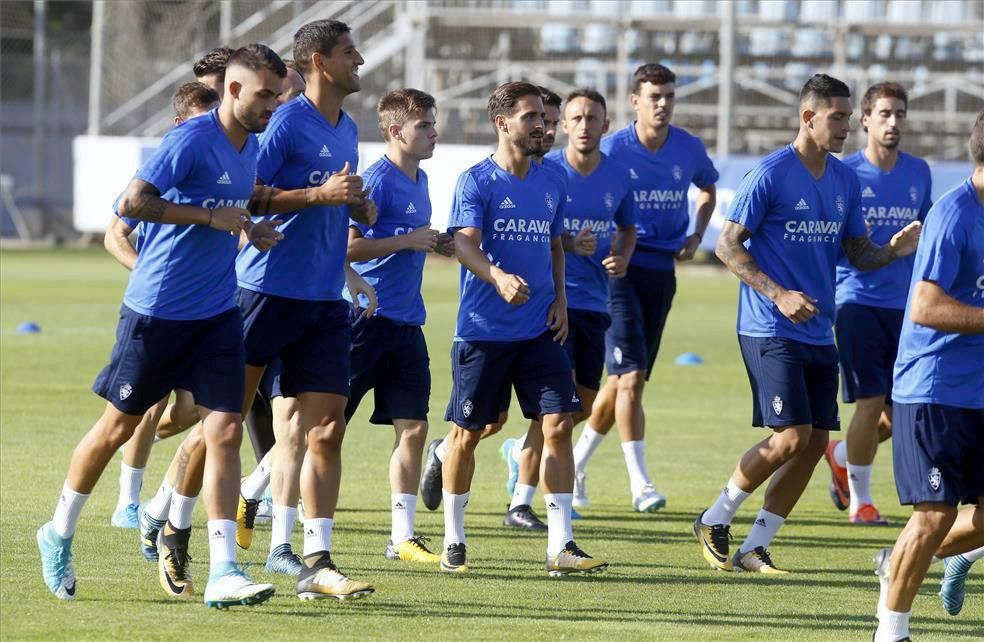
[715,220,819,324]
[841,220,922,271]
[117,178,247,233]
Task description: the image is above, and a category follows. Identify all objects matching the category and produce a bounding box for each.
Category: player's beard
[237,104,272,134]
[517,134,544,157]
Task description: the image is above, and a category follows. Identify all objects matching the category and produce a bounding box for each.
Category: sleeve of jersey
[726,165,771,234]
[448,172,484,233]
[912,206,964,291]
[350,168,386,235]
[134,130,197,196]
[692,139,720,188]
[614,170,636,227]
[550,181,567,238]
[843,175,867,238]
[255,118,292,186]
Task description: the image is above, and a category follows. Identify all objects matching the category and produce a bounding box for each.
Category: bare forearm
[842,236,896,272]
[455,233,503,288]
[613,225,636,260]
[347,235,408,262]
[911,283,984,334]
[118,191,207,226]
[249,185,308,215]
[104,232,137,271]
[550,238,566,302]
[716,238,783,301]
[694,186,716,237]
[560,232,575,253]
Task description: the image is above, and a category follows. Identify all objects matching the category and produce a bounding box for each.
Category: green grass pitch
[1,249,980,640]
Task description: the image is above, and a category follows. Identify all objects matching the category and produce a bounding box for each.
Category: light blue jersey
[449,158,566,342]
[344,156,431,326]
[836,151,932,309]
[729,145,867,345]
[236,94,358,301]
[545,149,635,314]
[893,179,984,409]
[122,109,256,320]
[600,123,718,270]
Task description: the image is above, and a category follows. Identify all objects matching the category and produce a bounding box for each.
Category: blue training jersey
[449,157,566,342]
[729,145,867,345]
[236,94,358,301]
[893,179,984,409]
[121,109,255,320]
[545,149,635,314]
[836,151,932,309]
[343,156,431,326]
[600,123,718,271]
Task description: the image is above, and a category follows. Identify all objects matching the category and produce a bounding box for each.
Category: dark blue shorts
[835,303,903,404]
[92,305,245,415]
[445,332,581,429]
[346,315,430,425]
[893,402,984,506]
[738,335,840,430]
[238,288,351,398]
[566,308,610,391]
[606,266,676,379]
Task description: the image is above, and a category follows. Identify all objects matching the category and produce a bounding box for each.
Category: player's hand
[209,207,250,235]
[547,297,569,344]
[435,232,455,257]
[404,225,439,253]
[245,219,284,252]
[774,289,819,324]
[602,253,628,278]
[346,269,377,319]
[350,189,377,226]
[889,220,921,258]
[572,227,597,256]
[675,233,701,262]
[494,272,530,306]
[312,161,363,206]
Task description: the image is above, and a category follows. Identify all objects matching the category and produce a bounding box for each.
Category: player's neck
[864,144,900,172]
[305,82,347,127]
[385,148,420,182]
[792,131,828,179]
[635,120,669,152]
[216,102,249,151]
[565,145,601,176]
[492,145,533,179]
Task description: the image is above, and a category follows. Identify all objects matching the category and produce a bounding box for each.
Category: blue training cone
[674,352,703,365]
[15,321,41,334]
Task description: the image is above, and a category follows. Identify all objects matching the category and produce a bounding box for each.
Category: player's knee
[396,421,428,450]
[482,423,502,438]
[100,415,140,448]
[616,370,646,397]
[450,426,481,452]
[773,426,813,458]
[308,421,345,453]
[204,418,242,451]
[541,414,574,442]
[911,503,958,535]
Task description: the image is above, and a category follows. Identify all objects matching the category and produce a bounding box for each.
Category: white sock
[964,546,984,563]
[144,480,173,522]
[207,519,237,570]
[510,483,537,511]
[241,452,272,500]
[739,509,785,554]
[510,436,524,463]
[116,463,144,511]
[874,609,910,642]
[168,491,197,530]
[52,482,89,538]
[833,440,848,467]
[302,517,334,556]
[390,493,417,545]
[435,438,449,464]
[621,440,653,495]
[573,425,606,472]
[270,505,297,552]
[544,493,574,556]
[702,479,750,526]
[847,463,874,513]
[877,565,890,620]
[442,490,469,547]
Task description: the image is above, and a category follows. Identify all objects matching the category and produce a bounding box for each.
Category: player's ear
[228,80,243,101]
[388,123,403,141]
[311,51,325,75]
[802,107,816,128]
[174,116,183,126]
[495,114,507,133]
[602,118,610,134]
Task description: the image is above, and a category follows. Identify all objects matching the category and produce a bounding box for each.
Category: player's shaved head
[970,110,984,165]
[799,74,851,110]
[226,44,287,79]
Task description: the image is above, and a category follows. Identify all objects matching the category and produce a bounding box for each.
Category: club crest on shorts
[928,467,942,491]
[771,394,783,415]
[462,399,474,418]
[119,383,133,401]
[613,346,623,365]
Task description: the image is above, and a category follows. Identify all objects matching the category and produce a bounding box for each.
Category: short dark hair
[970,110,984,165]
[799,73,851,107]
[377,88,437,140]
[566,88,607,114]
[172,82,220,121]
[282,58,302,74]
[632,63,676,94]
[861,82,908,117]
[488,81,542,124]
[192,46,234,81]
[226,44,287,78]
[293,19,351,77]
[538,86,562,110]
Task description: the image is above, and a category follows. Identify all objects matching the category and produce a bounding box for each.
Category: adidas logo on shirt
[319,145,332,158]
[217,171,231,185]
[405,202,417,214]
[794,198,810,211]
[861,186,876,198]
[499,197,517,209]
[629,168,640,180]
